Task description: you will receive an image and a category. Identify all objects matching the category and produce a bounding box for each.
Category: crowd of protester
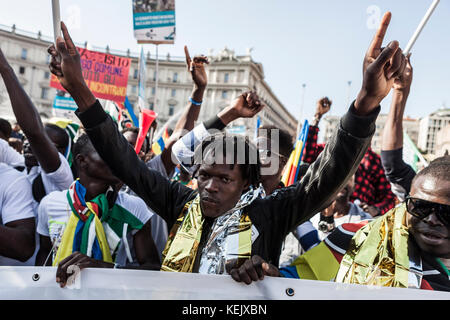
[0,12,448,292]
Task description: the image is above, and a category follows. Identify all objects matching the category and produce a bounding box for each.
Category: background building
[417,108,450,156]
[321,113,420,154]
[0,24,297,138]
[436,124,450,157]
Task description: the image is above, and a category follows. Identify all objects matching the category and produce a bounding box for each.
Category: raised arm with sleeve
[171,91,264,172]
[0,49,61,173]
[380,54,415,199]
[159,46,208,175]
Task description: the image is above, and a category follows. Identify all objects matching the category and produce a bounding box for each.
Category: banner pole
[296,83,306,138]
[404,0,440,55]
[153,44,159,110]
[51,0,61,43]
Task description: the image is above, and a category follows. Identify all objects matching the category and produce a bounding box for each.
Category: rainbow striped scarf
[53,180,144,266]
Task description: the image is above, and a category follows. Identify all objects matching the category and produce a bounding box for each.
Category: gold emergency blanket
[160,195,253,273]
[335,204,410,288]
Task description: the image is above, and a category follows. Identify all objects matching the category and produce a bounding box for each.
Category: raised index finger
[367,11,391,57]
[184,45,192,66]
[60,21,77,54]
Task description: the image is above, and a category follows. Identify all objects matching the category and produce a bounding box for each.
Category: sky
[1,0,449,123]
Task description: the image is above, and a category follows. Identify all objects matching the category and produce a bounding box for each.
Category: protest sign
[50,48,131,103]
[132,0,176,44]
[52,94,78,122]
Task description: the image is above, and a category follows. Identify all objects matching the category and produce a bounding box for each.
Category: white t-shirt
[26,152,74,197]
[0,138,24,167]
[0,163,36,266]
[37,190,153,267]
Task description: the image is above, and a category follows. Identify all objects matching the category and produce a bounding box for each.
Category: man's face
[408,175,450,258]
[24,127,67,168]
[123,131,147,161]
[77,150,121,186]
[197,163,249,218]
[257,137,286,184]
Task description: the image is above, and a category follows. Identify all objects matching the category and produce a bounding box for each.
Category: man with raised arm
[48,13,406,284]
[0,48,73,204]
[36,134,161,287]
[380,54,416,201]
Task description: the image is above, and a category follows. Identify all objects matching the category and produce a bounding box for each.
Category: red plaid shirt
[301,125,396,215]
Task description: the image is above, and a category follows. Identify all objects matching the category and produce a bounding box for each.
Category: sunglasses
[405,196,450,226]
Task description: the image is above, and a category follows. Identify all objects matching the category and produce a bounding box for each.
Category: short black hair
[194,133,261,187]
[412,155,450,184]
[0,118,12,138]
[44,123,69,149]
[258,125,294,158]
[73,133,96,160]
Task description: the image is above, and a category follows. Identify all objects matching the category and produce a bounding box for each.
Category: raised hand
[184,46,208,89]
[315,97,332,117]
[48,22,95,111]
[393,53,413,91]
[355,12,407,115]
[217,91,265,125]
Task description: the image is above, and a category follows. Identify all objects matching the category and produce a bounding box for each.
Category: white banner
[0,267,449,300]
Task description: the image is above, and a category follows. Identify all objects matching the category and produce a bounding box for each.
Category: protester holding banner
[301,96,396,217]
[36,133,161,287]
[380,54,417,201]
[47,13,406,286]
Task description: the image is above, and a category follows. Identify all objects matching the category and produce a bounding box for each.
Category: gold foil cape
[161,197,203,272]
[160,194,254,273]
[335,204,410,288]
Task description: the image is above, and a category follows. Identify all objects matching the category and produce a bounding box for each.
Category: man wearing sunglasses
[336,156,450,291]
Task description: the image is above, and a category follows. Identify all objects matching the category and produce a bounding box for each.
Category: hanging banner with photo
[50,48,131,103]
[132,0,176,44]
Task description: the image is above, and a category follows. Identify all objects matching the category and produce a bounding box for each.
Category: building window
[153,71,157,81]
[41,88,49,99]
[21,48,28,60]
[224,73,229,83]
[133,69,138,79]
[151,87,156,95]
[173,72,178,83]
[44,71,50,79]
[222,90,228,99]
[19,66,26,75]
[149,103,154,110]
[131,85,137,94]
[171,89,176,97]
[169,104,175,116]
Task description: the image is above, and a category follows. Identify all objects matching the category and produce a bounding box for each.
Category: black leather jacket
[77,101,379,268]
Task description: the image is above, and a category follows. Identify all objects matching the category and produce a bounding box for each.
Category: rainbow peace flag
[281,120,310,186]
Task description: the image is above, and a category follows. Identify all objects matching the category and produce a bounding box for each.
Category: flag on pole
[135,109,157,154]
[403,131,428,172]
[281,120,310,186]
[124,96,140,127]
[137,47,147,111]
[151,127,170,155]
[254,116,261,142]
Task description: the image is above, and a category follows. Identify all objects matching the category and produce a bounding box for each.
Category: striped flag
[281,120,310,186]
[151,127,170,155]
